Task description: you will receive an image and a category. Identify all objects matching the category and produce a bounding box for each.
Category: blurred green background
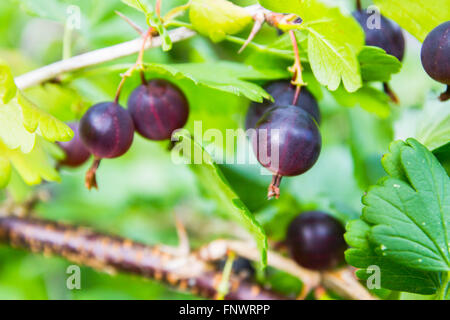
[0,0,447,299]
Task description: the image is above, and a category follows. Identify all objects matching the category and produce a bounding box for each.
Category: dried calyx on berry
[421,21,450,101]
[80,102,135,189]
[286,211,347,270]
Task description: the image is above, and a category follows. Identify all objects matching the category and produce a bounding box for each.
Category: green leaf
[0,138,60,185]
[141,61,288,102]
[172,131,268,268]
[331,85,391,118]
[258,0,302,13]
[363,139,450,272]
[345,220,441,295]
[282,0,364,92]
[416,100,450,151]
[0,155,11,188]
[189,0,252,42]
[0,98,36,153]
[17,92,74,143]
[121,0,172,51]
[359,46,402,82]
[0,60,17,103]
[14,0,67,22]
[373,0,450,42]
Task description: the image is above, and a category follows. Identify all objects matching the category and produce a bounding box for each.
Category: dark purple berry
[246,81,320,130]
[421,21,450,100]
[80,102,134,159]
[252,106,321,199]
[353,10,405,61]
[127,79,189,141]
[286,211,347,270]
[57,122,91,167]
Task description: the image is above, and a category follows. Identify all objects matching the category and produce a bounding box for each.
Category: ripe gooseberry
[353,10,405,61]
[252,106,321,199]
[127,79,189,141]
[421,21,450,101]
[246,81,320,130]
[286,211,347,270]
[80,102,135,189]
[57,122,90,168]
[353,9,405,103]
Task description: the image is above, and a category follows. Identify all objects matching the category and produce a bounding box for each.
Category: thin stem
[156,0,162,18]
[163,1,191,22]
[289,30,303,104]
[216,251,235,300]
[140,70,148,85]
[383,82,399,104]
[356,0,362,11]
[114,28,153,103]
[62,23,73,60]
[238,11,265,54]
[115,11,144,35]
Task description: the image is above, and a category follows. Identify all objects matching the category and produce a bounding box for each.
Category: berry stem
[439,85,450,102]
[113,27,153,104]
[140,70,148,85]
[115,11,144,35]
[156,0,162,18]
[289,30,303,104]
[383,82,399,104]
[85,158,101,190]
[268,174,282,199]
[356,0,362,11]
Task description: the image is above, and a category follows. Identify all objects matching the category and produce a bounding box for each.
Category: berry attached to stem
[128,79,189,141]
[252,106,321,199]
[80,102,135,189]
[421,21,450,101]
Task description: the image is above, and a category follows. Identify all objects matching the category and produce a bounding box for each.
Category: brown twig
[199,239,377,300]
[0,216,287,300]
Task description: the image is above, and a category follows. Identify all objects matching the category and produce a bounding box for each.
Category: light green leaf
[0,60,17,103]
[374,0,450,42]
[258,0,302,13]
[359,46,402,82]
[282,0,364,92]
[121,0,172,50]
[0,98,36,153]
[394,99,450,152]
[363,139,450,272]
[331,85,391,118]
[14,0,67,22]
[189,0,252,42]
[416,100,450,151]
[17,92,74,142]
[172,131,268,268]
[345,220,441,295]
[141,61,288,102]
[0,138,60,185]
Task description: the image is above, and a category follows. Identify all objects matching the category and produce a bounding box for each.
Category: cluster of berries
[58,79,189,188]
